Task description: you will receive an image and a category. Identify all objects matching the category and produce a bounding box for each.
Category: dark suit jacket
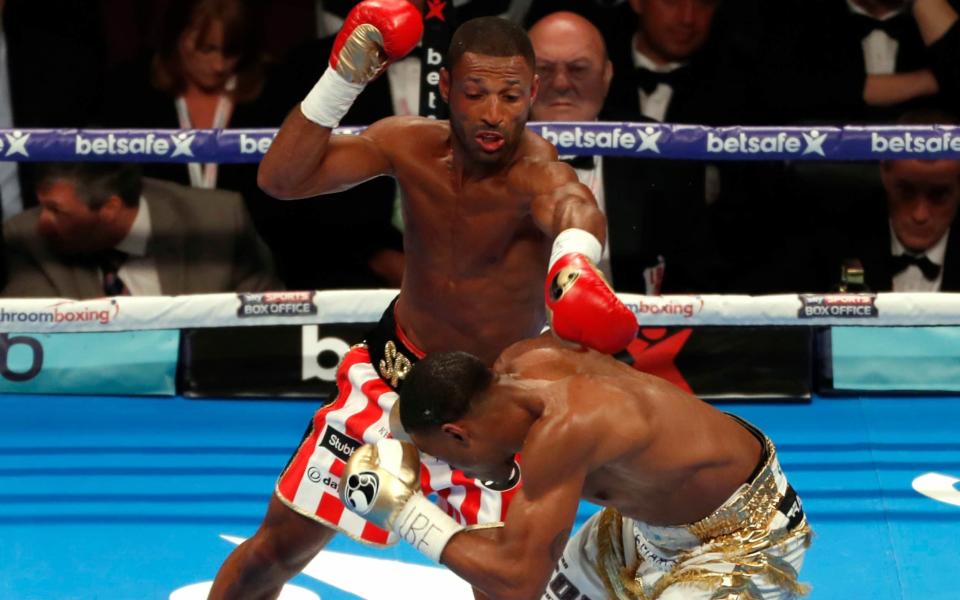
[928,18,960,107]
[604,1,761,125]
[2,178,281,299]
[850,224,960,293]
[602,155,717,293]
[756,0,959,124]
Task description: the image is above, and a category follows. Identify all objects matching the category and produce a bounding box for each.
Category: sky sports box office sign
[0,330,178,395]
[180,324,812,401]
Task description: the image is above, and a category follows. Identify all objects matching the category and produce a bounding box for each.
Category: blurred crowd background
[0,0,958,299]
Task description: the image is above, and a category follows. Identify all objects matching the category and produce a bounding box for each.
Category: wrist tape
[300,67,365,128]
[392,494,464,563]
[550,228,603,269]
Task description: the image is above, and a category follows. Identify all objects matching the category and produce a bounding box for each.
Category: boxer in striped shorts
[209,3,637,598]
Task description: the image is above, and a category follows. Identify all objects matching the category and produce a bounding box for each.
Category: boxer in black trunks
[209,2,637,598]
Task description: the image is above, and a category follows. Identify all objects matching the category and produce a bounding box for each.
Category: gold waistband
[687,435,781,543]
[595,437,813,600]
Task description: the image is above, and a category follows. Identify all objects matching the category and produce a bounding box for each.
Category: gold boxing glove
[340,439,464,562]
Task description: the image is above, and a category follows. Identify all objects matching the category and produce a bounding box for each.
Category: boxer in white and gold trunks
[209,2,638,598]
[341,333,813,599]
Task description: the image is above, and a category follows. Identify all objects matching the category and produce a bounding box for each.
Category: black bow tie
[891,253,941,280]
[849,12,912,41]
[634,66,691,95]
[560,155,596,170]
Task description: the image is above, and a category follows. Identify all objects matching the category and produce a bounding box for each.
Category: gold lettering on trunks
[379,341,412,387]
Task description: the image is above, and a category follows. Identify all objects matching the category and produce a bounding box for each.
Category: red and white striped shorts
[276,344,520,546]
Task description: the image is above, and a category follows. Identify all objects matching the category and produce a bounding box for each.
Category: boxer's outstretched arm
[522,161,606,243]
[521,159,638,354]
[439,417,593,600]
[258,112,399,199]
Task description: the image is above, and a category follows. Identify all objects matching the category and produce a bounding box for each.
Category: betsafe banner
[0,330,178,395]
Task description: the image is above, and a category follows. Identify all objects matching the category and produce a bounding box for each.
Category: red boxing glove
[546,253,639,354]
[331,0,423,83]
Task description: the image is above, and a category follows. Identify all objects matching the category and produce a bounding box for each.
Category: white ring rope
[0,291,957,333]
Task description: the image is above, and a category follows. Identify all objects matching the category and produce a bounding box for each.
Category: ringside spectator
[758,0,960,124]
[529,11,717,293]
[806,110,960,292]
[604,0,755,125]
[2,162,280,299]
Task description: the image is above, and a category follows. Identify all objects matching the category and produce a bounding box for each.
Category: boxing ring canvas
[1,391,957,599]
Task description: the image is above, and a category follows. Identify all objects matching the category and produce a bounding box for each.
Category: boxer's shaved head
[400,351,493,434]
[447,17,535,70]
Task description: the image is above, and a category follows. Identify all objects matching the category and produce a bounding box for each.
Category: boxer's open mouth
[476,131,505,152]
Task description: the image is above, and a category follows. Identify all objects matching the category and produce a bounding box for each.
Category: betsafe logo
[0,131,31,158]
[74,132,197,157]
[537,125,664,154]
[0,334,44,382]
[706,130,827,156]
[871,130,960,154]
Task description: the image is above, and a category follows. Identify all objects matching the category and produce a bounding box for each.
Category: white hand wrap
[300,67,365,128]
[549,228,603,269]
[392,494,464,563]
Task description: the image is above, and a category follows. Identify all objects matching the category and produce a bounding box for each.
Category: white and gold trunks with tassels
[542,421,813,600]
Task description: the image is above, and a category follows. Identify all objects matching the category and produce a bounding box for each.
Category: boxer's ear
[440,67,450,103]
[440,423,467,445]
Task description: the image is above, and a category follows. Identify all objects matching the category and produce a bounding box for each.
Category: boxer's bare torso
[385,118,556,365]
[259,52,603,365]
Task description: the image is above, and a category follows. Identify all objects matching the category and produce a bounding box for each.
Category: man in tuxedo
[758,0,959,124]
[2,163,280,298]
[822,110,960,293]
[528,11,715,293]
[602,0,756,125]
[877,155,960,291]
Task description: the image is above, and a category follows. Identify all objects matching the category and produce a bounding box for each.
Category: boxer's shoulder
[493,333,588,378]
[366,115,444,138]
[366,115,449,154]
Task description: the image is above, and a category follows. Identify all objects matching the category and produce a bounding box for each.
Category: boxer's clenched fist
[331,0,423,84]
[340,439,464,563]
[302,0,423,127]
[545,229,638,354]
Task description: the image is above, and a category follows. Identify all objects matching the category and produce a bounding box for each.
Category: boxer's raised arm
[259,114,405,199]
[258,0,422,199]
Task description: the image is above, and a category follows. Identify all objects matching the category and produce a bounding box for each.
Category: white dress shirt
[631,36,687,122]
[890,223,948,292]
[386,55,421,117]
[847,0,906,75]
[108,197,162,296]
